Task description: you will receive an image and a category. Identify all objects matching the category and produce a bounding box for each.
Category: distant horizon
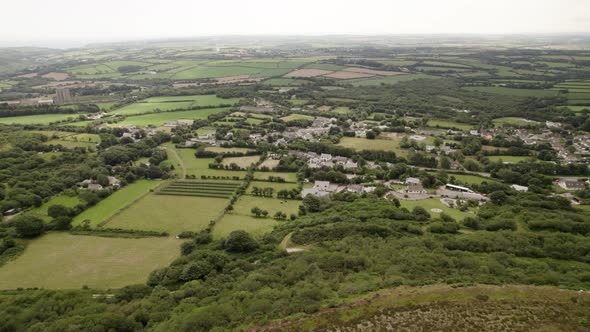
[2,0,589,48]
[3,32,590,49]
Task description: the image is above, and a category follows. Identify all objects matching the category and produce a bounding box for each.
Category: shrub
[225,230,258,253]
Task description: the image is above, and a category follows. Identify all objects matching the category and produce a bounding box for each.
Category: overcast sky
[2,0,589,46]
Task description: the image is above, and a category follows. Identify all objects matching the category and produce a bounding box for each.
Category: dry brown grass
[42,72,70,81]
[173,75,265,88]
[323,71,375,79]
[253,284,590,332]
[285,69,334,78]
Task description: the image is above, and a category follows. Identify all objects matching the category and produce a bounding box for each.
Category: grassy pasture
[213,195,301,238]
[0,113,79,125]
[205,146,255,154]
[213,214,279,239]
[259,158,280,169]
[427,171,499,186]
[114,95,238,115]
[0,233,179,289]
[427,120,474,131]
[337,137,406,156]
[47,133,100,148]
[400,198,473,221]
[106,194,228,234]
[281,114,314,122]
[174,148,247,178]
[73,180,161,227]
[493,117,539,126]
[222,155,261,168]
[113,107,229,127]
[487,155,533,163]
[253,172,297,182]
[248,181,298,197]
[231,195,301,217]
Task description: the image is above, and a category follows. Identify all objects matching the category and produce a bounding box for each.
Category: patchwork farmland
[157,180,240,198]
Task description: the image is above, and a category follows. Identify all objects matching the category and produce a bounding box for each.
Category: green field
[0,113,80,125]
[73,180,161,226]
[400,198,473,221]
[213,214,279,239]
[427,119,474,131]
[493,117,540,126]
[114,95,239,115]
[281,114,314,122]
[231,195,300,217]
[0,233,179,289]
[487,155,533,163]
[106,194,228,234]
[113,107,229,126]
[337,137,406,155]
[47,133,100,148]
[25,195,83,221]
[173,147,248,178]
[205,146,255,154]
[222,155,260,168]
[253,172,298,182]
[213,195,301,238]
[427,171,498,186]
[247,181,299,197]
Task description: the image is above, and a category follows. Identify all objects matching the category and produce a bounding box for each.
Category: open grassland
[25,195,82,221]
[168,59,308,80]
[213,214,279,239]
[47,133,100,148]
[558,105,590,112]
[73,180,161,226]
[106,194,227,234]
[248,181,299,197]
[0,113,79,125]
[222,155,260,168]
[427,119,474,131]
[174,147,247,178]
[253,172,298,182]
[487,155,533,163]
[0,233,179,289]
[427,172,498,186]
[113,107,229,126]
[231,195,301,217]
[281,114,314,122]
[204,146,255,154]
[337,137,407,156]
[400,198,473,221]
[113,95,238,115]
[493,117,540,126]
[264,284,590,332]
[259,158,280,169]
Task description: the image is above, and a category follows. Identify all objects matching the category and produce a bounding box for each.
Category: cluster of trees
[250,206,269,217]
[277,188,301,200]
[251,186,274,197]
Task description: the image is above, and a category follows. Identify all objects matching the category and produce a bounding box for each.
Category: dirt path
[164,147,186,179]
